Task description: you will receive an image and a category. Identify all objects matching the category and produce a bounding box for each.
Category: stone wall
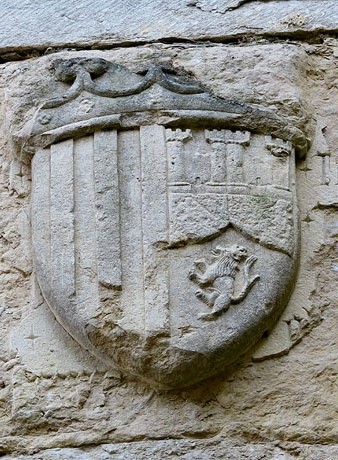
[1,2,338,458]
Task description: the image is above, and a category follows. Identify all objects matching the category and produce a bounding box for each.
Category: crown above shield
[17,58,307,388]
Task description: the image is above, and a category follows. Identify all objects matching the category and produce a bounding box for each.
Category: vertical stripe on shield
[73,136,98,318]
[50,139,75,300]
[140,125,170,336]
[118,129,144,332]
[93,130,121,289]
[31,147,51,285]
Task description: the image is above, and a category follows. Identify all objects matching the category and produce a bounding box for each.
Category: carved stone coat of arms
[17,58,307,388]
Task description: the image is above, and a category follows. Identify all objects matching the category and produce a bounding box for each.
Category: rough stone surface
[3,438,338,460]
[1,1,338,55]
[1,3,338,459]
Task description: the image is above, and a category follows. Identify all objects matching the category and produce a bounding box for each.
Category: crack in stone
[189,0,290,14]
[0,32,336,64]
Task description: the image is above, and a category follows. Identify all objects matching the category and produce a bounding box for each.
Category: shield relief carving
[18,58,308,388]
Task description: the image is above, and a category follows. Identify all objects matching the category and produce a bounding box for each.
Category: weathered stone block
[1,6,338,457]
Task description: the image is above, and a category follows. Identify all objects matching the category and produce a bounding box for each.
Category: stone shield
[19,59,307,388]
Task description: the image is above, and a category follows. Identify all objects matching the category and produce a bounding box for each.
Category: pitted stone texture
[2,439,338,459]
[0,1,338,54]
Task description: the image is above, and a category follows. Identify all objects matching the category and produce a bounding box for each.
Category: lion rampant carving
[189,244,260,320]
